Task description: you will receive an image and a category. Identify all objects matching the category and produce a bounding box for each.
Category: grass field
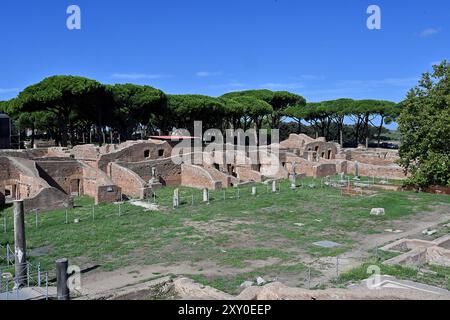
[1,177,450,294]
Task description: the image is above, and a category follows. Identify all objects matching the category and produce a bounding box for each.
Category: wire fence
[0,175,393,238]
[0,261,51,298]
[0,175,446,296]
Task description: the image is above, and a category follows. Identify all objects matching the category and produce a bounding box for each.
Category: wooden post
[13,200,27,288]
[56,258,70,300]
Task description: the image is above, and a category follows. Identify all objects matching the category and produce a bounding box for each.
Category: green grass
[188,262,318,294]
[334,259,450,291]
[1,177,449,293]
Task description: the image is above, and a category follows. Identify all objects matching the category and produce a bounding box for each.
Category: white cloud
[111,73,171,80]
[0,88,19,94]
[337,77,418,88]
[290,75,325,81]
[196,71,223,77]
[419,27,441,38]
[207,81,246,89]
[259,82,305,90]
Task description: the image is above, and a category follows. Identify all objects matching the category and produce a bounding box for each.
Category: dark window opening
[327,150,332,159]
[158,149,164,157]
[213,163,220,171]
[144,150,150,158]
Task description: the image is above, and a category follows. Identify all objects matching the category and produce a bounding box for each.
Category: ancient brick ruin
[0,134,406,213]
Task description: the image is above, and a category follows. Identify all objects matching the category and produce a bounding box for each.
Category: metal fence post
[336,256,340,278]
[308,266,311,290]
[92,205,95,221]
[35,210,38,228]
[65,209,68,224]
[37,262,41,287]
[45,272,49,300]
[3,213,6,233]
[27,262,30,287]
[6,243,10,266]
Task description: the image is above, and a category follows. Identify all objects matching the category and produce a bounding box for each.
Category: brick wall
[347,161,406,180]
[96,185,121,204]
[108,162,152,199]
[97,141,172,172]
[81,161,121,204]
[235,166,264,182]
[24,187,72,213]
[36,160,84,195]
[119,156,182,186]
[313,163,337,177]
[181,164,222,190]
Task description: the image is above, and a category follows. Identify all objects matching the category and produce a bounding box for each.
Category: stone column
[173,188,179,208]
[203,188,209,202]
[13,200,27,288]
[272,181,277,193]
[56,258,70,300]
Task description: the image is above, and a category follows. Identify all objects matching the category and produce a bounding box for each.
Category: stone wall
[284,155,316,176]
[0,191,5,208]
[313,163,337,177]
[202,165,233,187]
[96,140,172,172]
[81,161,121,204]
[108,162,152,199]
[346,161,406,180]
[0,149,49,159]
[24,187,72,213]
[181,164,222,190]
[36,159,84,195]
[119,156,182,186]
[0,156,72,213]
[303,141,339,160]
[96,185,122,204]
[280,134,315,151]
[235,166,264,182]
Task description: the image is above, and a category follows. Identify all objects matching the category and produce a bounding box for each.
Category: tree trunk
[31,122,35,149]
[377,115,385,147]
[364,114,370,148]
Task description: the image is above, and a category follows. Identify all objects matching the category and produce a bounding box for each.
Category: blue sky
[0,0,448,108]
